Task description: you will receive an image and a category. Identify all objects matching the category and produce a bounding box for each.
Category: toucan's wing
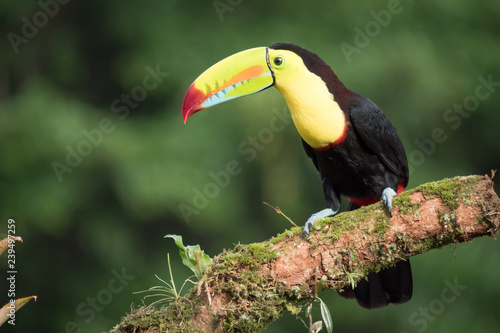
[349,95,409,187]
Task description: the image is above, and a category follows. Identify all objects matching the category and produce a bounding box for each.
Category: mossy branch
[111,174,500,333]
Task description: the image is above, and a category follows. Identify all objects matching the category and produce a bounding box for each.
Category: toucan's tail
[338,260,413,309]
[338,201,413,309]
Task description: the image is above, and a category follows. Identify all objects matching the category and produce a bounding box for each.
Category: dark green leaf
[165,234,212,278]
[318,297,333,333]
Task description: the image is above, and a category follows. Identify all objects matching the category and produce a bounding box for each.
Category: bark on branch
[111,174,500,333]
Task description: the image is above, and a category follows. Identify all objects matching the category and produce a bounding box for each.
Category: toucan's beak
[182,47,274,123]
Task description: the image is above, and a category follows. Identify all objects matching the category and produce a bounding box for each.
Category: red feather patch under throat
[314,125,348,151]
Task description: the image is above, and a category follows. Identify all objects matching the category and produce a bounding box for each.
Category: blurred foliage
[0,0,499,332]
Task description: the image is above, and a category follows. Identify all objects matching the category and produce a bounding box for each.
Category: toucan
[182,43,412,309]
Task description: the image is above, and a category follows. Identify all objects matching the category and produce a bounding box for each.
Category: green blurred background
[1,0,499,332]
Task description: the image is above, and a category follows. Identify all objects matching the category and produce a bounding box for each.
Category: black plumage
[273,43,412,309]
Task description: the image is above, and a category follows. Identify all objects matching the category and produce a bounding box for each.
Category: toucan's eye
[273,57,284,66]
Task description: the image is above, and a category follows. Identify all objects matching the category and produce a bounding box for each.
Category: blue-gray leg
[381,187,397,216]
[303,208,338,236]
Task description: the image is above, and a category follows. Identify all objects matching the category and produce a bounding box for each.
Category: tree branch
[111,174,500,333]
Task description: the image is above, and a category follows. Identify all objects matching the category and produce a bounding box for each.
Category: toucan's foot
[381,187,397,216]
[303,208,337,237]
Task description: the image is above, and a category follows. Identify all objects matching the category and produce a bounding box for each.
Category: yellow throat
[273,57,346,149]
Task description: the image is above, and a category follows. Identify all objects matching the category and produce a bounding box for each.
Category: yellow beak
[182,47,274,123]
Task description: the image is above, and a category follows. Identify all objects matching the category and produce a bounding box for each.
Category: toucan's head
[182,43,349,148]
[182,43,337,122]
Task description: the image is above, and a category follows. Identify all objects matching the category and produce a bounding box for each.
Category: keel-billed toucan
[182,43,412,309]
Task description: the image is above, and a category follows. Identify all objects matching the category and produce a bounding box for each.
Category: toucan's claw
[381,187,397,216]
[303,208,337,237]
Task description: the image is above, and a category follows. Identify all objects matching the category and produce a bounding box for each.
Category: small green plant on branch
[165,234,212,280]
[135,235,213,308]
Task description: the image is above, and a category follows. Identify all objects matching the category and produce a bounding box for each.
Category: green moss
[393,192,421,215]
[317,205,371,242]
[374,214,390,234]
[240,271,263,285]
[249,243,277,261]
[219,279,312,333]
[417,176,480,210]
[217,241,279,273]
[419,178,457,209]
[271,227,302,244]
[395,232,411,248]
[365,241,401,275]
[409,232,459,254]
[201,240,314,333]
[111,291,204,333]
[459,175,481,206]
[411,176,483,233]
